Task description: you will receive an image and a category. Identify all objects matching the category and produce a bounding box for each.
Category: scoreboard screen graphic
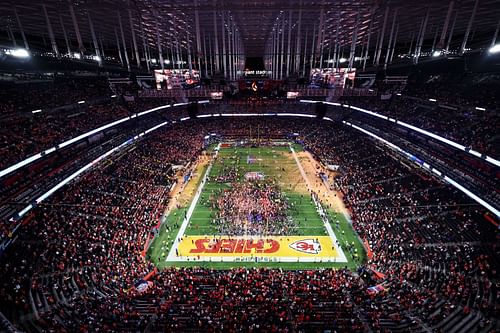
[154,69,200,89]
[310,68,356,88]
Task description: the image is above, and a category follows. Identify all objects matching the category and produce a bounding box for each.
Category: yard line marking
[289,144,347,263]
[166,143,220,261]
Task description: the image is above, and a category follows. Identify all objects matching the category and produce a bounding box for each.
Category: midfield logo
[289,239,322,255]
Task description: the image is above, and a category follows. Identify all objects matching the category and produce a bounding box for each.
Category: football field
[148,142,365,270]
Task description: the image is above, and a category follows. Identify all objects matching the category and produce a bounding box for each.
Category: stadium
[0,0,499,332]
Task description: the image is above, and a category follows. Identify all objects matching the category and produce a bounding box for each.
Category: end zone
[168,235,347,263]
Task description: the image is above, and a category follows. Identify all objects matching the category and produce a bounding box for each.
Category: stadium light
[7,48,30,58]
[488,44,500,54]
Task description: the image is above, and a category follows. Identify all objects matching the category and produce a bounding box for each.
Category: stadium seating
[1,117,497,332]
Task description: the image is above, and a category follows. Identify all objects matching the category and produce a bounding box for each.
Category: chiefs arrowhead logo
[289,239,322,255]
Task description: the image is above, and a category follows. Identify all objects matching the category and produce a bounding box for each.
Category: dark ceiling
[0,0,499,60]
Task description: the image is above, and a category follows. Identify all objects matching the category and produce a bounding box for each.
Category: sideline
[166,143,221,261]
[289,144,348,263]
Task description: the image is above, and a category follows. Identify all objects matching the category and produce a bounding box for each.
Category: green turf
[147,143,365,270]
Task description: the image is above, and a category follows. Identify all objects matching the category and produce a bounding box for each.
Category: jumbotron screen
[310,68,356,88]
[154,69,200,89]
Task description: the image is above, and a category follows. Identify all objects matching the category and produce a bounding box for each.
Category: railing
[0,311,19,333]
[138,87,377,98]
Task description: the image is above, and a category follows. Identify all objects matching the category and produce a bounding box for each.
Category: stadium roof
[0,0,498,61]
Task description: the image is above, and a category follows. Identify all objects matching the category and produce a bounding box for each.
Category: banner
[176,236,339,259]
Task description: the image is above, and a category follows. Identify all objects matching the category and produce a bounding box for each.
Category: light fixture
[339,57,347,63]
[32,109,42,114]
[164,59,170,64]
[151,58,157,64]
[489,44,500,54]
[432,50,442,57]
[93,55,102,62]
[429,98,437,102]
[73,52,81,59]
[7,48,30,58]
[475,107,486,111]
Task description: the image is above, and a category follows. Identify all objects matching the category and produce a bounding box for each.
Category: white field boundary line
[318,177,352,224]
[166,143,221,262]
[168,255,346,263]
[289,144,348,263]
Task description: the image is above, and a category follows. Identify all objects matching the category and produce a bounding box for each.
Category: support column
[233,25,237,80]
[280,16,285,79]
[140,19,150,71]
[7,25,16,47]
[491,19,500,48]
[203,33,208,77]
[118,11,130,71]
[194,0,202,73]
[445,10,458,53]
[431,26,439,53]
[14,7,29,50]
[389,24,399,64]
[99,35,106,59]
[59,15,71,55]
[271,30,275,79]
[437,0,454,50]
[175,35,181,70]
[295,2,302,74]
[363,9,374,71]
[384,9,397,69]
[286,10,292,77]
[460,0,479,55]
[209,34,214,76]
[213,4,220,72]
[69,3,85,54]
[276,29,280,79]
[128,8,141,67]
[228,22,233,80]
[42,5,59,57]
[115,27,124,65]
[333,12,341,68]
[349,12,360,69]
[221,12,227,78]
[155,15,164,70]
[415,7,430,64]
[309,24,316,75]
[187,30,193,75]
[374,6,389,66]
[87,12,101,63]
[302,27,308,77]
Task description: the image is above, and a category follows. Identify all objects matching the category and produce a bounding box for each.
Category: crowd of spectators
[211,179,293,236]
[0,117,498,332]
[341,72,500,158]
[0,103,130,170]
[0,77,111,114]
[0,96,183,172]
